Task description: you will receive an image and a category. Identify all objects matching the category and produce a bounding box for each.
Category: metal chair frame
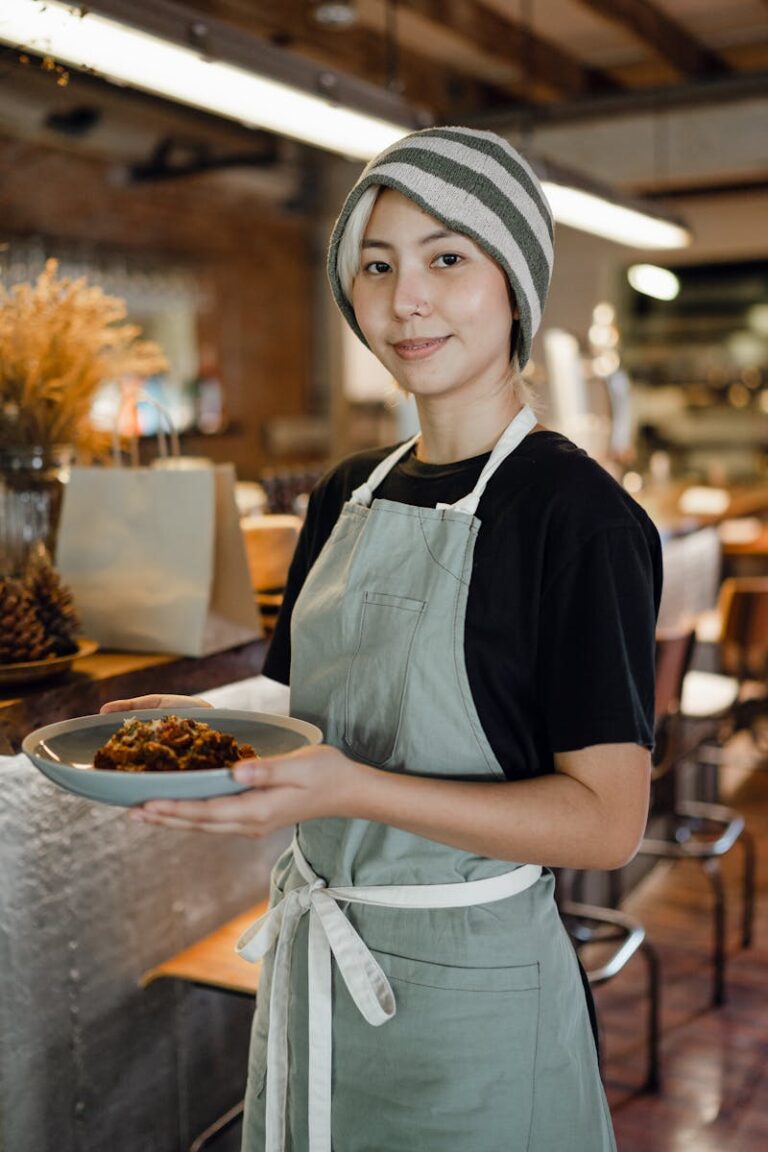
[637,627,758,1007]
[560,901,661,1093]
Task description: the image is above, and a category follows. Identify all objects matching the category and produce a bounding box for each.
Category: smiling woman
[348,189,518,443]
[103,126,661,1152]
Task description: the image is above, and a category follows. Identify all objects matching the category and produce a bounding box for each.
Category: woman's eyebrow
[362,229,459,250]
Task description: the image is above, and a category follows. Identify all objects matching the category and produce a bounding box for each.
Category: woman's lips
[392,336,450,361]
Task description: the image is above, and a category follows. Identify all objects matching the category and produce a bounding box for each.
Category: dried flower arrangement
[0,258,168,457]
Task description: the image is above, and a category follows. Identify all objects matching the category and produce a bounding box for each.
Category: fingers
[100,695,165,714]
[232,758,269,786]
[231,746,329,787]
[130,811,248,836]
[140,795,254,821]
[129,791,274,838]
[99,695,211,714]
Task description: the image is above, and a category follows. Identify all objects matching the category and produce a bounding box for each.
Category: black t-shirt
[264,430,662,781]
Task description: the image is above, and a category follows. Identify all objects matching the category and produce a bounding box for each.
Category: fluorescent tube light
[0,0,410,159]
[542,183,690,249]
[531,155,691,250]
[627,264,681,300]
[1,1,692,247]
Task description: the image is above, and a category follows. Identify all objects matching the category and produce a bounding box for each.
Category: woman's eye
[433,253,463,268]
[363,260,391,275]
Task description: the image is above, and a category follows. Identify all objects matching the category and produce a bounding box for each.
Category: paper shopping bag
[56,462,262,655]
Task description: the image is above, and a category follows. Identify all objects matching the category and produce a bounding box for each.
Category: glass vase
[0,445,74,577]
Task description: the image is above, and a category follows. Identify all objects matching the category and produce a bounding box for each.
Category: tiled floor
[598,738,768,1151]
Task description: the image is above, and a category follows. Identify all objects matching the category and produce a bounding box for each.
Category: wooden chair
[241,513,302,631]
[715,577,768,755]
[141,900,268,1152]
[688,576,768,778]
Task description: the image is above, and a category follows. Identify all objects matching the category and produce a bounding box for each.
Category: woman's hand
[128,744,371,838]
[100,694,212,714]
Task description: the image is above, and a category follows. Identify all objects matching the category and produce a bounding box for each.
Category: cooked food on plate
[93,715,256,773]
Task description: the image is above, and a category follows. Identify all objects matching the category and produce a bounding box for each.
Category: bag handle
[112,389,181,467]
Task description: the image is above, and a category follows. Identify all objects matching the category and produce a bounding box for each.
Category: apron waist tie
[236,836,542,1152]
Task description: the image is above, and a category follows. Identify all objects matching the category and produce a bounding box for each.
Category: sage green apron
[238,405,617,1152]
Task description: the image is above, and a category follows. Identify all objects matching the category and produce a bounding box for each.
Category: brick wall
[0,136,313,479]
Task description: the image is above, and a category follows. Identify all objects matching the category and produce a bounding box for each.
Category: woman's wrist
[333,756,382,820]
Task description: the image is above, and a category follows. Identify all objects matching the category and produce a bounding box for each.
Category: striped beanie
[327,126,555,370]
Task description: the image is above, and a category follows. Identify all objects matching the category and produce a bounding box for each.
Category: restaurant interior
[0,2,767,1150]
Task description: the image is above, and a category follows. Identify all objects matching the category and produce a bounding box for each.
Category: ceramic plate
[0,638,99,688]
[22,708,323,807]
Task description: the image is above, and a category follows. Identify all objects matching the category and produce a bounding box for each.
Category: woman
[108,127,662,1151]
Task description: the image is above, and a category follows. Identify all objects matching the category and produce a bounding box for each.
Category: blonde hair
[336,184,381,302]
[333,183,536,408]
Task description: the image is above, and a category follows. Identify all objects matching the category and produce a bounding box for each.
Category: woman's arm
[131,742,650,871]
[351,744,651,869]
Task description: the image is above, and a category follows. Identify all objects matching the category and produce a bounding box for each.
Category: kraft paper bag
[56,463,263,655]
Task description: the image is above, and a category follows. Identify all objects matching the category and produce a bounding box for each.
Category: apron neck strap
[350,434,420,507]
[349,405,536,513]
[440,404,537,516]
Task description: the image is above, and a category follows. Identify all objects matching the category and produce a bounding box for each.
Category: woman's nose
[391,270,432,319]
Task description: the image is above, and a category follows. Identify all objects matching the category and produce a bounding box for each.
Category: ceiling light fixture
[0,0,417,159]
[310,2,359,27]
[627,263,681,300]
[531,158,691,250]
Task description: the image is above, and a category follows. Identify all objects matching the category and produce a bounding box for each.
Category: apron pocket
[331,950,541,1152]
[343,591,425,766]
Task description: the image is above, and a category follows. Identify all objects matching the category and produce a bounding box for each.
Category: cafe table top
[634,479,768,539]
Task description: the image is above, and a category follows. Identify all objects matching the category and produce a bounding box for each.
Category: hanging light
[310,2,359,27]
[0,0,417,160]
[543,185,690,249]
[1,0,693,248]
[627,264,681,300]
[530,158,691,250]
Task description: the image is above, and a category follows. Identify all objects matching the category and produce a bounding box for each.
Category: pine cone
[24,549,81,657]
[0,578,52,663]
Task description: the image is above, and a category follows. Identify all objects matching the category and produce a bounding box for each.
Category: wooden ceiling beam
[186,0,511,117]
[575,0,732,77]
[401,0,622,98]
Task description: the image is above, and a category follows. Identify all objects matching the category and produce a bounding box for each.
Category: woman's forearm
[343,752,649,871]
[133,742,649,867]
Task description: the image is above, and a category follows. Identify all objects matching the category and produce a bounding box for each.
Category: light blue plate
[22,708,323,807]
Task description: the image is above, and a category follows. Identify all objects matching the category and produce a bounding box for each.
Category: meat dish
[93,715,256,773]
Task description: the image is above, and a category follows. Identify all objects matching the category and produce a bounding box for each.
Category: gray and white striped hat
[327,126,555,370]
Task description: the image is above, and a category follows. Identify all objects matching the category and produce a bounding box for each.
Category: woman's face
[350,188,516,405]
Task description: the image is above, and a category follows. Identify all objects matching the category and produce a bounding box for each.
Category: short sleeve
[261,463,352,685]
[537,524,660,753]
[260,521,310,686]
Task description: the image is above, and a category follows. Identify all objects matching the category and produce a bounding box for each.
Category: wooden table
[141,899,268,997]
[636,480,768,540]
[0,638,269,752]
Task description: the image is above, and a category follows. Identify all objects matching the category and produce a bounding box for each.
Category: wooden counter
[0,638,268,753]
[0,634,284,1152]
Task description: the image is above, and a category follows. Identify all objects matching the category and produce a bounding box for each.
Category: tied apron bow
[237,837,542,1152]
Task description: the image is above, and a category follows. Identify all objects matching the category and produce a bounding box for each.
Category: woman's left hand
[128,744,368,837]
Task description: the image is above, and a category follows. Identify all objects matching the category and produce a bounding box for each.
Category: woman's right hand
[99,694,212,714]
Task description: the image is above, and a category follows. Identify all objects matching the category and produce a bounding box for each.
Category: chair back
[658,528,721,630]
[655,628,697,722]
[652,628,696,796]
[718,577,768,681]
